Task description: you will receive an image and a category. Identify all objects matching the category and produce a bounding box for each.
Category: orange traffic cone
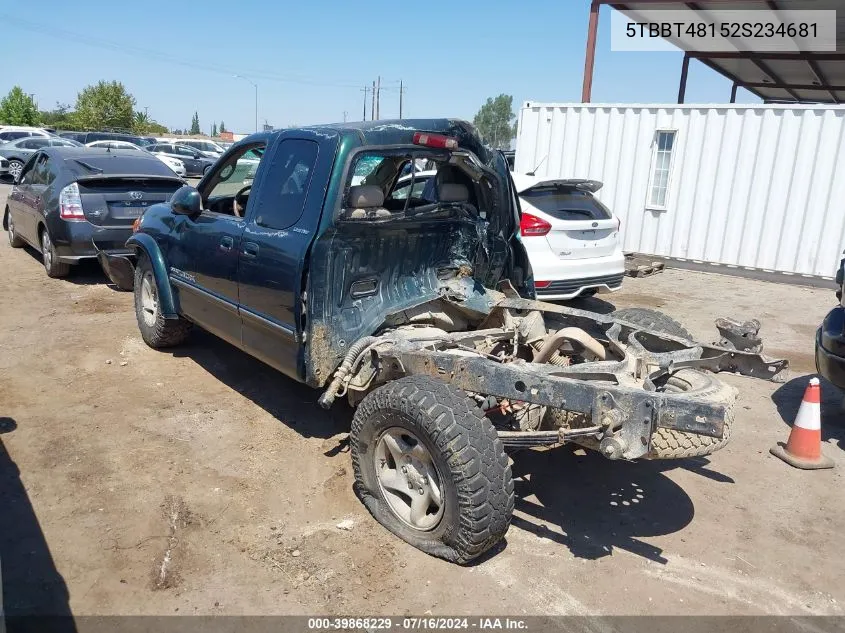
[770,377,834,470]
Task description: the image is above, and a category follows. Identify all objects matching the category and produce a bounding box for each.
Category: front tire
[40,228,70,278]
[134,255,192,348]
[351,376,514,563]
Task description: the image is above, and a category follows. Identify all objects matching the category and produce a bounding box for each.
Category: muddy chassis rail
[319,301,788,461]
[376,347,725,460]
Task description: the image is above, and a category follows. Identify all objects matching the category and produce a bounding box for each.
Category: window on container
[647,130,676,209]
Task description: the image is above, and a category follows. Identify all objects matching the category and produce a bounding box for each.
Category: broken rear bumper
[97,251,136,291]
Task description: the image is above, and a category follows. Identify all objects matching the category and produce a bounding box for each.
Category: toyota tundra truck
[99,119,788,563]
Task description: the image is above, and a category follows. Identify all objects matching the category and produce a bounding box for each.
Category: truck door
[238,131,336,381]
[173,150,256,349]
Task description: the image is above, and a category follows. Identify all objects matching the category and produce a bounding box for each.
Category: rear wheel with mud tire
[350,376,514,563]
[612,307,736,458]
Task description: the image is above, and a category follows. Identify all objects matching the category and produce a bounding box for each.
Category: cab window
[252,139,318,230]
[201,142,267,217]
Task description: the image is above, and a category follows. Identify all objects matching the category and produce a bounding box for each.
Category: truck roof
[239,119,490,159]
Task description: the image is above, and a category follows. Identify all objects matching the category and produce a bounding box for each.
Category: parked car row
[1,126,228,179]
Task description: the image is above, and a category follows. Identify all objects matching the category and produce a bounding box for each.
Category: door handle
[219,236,234,251]
[242,242,259,258]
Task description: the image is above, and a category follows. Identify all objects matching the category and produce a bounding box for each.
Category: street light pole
[234,75,259,133]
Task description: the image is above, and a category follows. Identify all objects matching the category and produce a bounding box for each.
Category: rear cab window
[341,149,484,220]
[519,187,611,221]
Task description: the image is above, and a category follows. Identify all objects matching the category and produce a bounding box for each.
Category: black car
[57,131,150,147]
[3,147,184,278]
[816,252,845,390]
[144,143,217,177]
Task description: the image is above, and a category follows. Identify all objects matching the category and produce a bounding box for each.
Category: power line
[1,14,363,90]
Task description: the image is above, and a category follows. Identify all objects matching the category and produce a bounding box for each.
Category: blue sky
[1,1,759,134]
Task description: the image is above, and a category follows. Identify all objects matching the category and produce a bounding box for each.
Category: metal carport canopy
[596,0,845,103]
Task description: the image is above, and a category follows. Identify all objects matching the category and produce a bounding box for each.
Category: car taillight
[520,212,552,236]
[615,216,622,232]
[59,182,85,221]
[132,217,141,233]
[413,132,458,150]
[534,280,552,289]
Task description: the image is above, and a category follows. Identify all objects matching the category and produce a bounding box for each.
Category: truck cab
[103,120,532,384]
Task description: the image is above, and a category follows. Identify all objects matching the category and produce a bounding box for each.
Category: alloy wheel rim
[42,232,52,269]
[374,427,445,531]
[9,162,22,179]
[140,272,158,327]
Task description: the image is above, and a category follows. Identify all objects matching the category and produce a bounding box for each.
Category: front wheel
[351,376,514,564]
[134,255,192,348]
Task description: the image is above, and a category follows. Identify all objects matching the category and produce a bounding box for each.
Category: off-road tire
[350,376,514,563]
[648,369,737,459]
[612,307,693,339]
[40,227,70,278]
[134,255,192,348]
[610,307,736,458]
[5,208,24,248]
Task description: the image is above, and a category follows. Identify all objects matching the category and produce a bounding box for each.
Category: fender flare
[126,233,179,319]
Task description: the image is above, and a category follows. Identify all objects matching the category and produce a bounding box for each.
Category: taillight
[614,216,622,232]
[59,182,85,221]
[534,280,552,289]
[413,132,458,150]
[520,212,552,236]
[132,217,141,233]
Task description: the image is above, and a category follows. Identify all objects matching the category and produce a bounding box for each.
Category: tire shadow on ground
[509,446,732,564]
[171,329,353,443]
[0,417,77,632]
[771,375,844,451]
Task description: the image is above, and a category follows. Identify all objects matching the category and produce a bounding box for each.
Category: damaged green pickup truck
[100,119,789,563]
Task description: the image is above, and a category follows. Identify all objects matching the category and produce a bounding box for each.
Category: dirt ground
[1,180,843,618]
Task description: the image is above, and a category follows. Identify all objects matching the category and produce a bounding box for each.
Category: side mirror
[171,185,201,216]
[193,152,202,159]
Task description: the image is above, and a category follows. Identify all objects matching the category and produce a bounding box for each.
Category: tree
[0,86,40,126]
[75,81,135,131]
[472,94,517,149]
[219,121,226,133]
[211,122,218,137]
[133,110,151,134]
[39,102,78,129]
[190,112,200,135]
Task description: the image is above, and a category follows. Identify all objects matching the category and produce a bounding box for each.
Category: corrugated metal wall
[515,103,845,279]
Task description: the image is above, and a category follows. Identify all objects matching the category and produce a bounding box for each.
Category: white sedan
[390,170,624,300]
[84,140,187,177]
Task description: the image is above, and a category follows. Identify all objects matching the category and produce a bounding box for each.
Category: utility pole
[375,76,381,120]
[399,80,404,119]
[361,86,369,121]
[371,81,376,121]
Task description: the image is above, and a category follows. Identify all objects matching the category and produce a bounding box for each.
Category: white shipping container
[515,103,845,279]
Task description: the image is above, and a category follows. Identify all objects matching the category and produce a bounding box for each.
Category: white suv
[512,175,624,300]
[0,126,53,143]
